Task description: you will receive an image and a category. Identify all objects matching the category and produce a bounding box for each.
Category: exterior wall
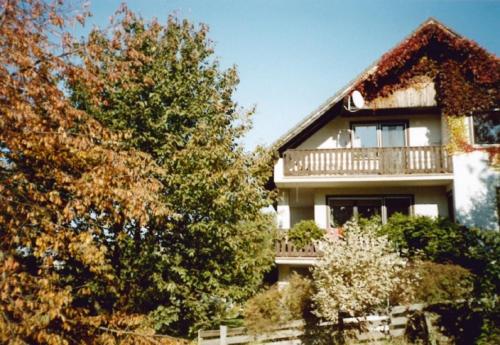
[290,207,314,227]
[278,185,450,230]
[278,188,316,229]
[277,190,290,229]
[277,264,313,288]
[453,151,500,230]
[277,185,450,285]
[296,113,442,150]
[366,78,437,109]
[311,186,449,229]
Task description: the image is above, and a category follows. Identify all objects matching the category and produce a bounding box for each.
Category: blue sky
[75,0,500,149]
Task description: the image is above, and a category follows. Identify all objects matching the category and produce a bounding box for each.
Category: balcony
[283,146,452,177]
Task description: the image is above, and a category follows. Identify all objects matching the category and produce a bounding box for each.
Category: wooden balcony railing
[283,146,452,176]
[275,240,321,258]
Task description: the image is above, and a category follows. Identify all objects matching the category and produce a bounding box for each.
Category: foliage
[409,261,475,304]
[312,219,416,322]
[69,6,276,336]
[465,227,500,307]
[0,0,183,343]
[380,213,499,341]
[380,213,470,263]
[380,214,499,304]
[243,273,312,333]
[426,302,500,345]
[354,20,499,160]
[287,220,325,249]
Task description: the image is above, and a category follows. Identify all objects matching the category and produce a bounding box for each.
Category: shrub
[312,219,416,322]
[243,285,282,332]
[380,213,470,263]
[380,214,499,303]
[282,273,313,320]
[379,213,499,341]
[243,273,312,333]
[390,261,475,305]
[416,261,475,303]
[287,220,325,249]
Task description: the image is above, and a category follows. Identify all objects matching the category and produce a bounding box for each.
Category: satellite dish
[344,90,365,112]
[351,90,365,109]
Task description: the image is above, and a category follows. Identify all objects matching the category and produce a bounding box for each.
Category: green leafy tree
[70,7,276,336]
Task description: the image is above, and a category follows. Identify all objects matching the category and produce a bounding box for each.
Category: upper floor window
[352,122,407,148]
[472,112,500,145]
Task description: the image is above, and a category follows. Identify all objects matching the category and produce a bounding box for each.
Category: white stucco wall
[296,113,442,150]
[453,151,499,230]
[277,190,290,229]
[310,186,449,228]
[290,207,314,226]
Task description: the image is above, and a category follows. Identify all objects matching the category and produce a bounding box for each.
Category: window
[352,122,407,148]
[328,195,413,227]
[330,199,354,227]
[357,198,382,219]
[381,124,406,147]
[352,124,378,148]
[446,191,455,222]
[472,112,500,145]
[497,187,500,226]
[385,196,412,219]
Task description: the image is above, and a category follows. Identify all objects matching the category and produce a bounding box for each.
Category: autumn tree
[70,7,276,336]
[0,1,185,343]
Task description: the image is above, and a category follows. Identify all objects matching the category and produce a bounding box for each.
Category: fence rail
[283,146,453,176]
[275,240,320,258]
[198,304,429,345]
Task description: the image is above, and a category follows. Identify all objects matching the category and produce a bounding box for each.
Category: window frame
[326,194,414,226]
[350,120,409,148]
[469,111,500,147]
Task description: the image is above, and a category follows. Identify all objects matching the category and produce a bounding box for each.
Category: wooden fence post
[219,325,227,345]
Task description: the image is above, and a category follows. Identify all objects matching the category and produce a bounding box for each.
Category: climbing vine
[354,21,499,161]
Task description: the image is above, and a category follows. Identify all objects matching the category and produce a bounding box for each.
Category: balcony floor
[275,173,453,188]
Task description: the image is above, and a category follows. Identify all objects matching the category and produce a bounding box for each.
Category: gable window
[352,121,407,148]
[381,124,406,147]
[328,195,413,227]
[471,112,500,145]
[352,124,378,147]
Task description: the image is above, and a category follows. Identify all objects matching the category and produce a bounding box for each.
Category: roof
[274,17,493,154]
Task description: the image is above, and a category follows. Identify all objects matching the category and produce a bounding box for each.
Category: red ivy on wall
[354,20,499,159]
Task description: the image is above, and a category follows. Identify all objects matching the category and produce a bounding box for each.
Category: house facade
[273,19,499,286]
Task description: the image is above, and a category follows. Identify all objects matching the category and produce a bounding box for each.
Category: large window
[328,195,412,227]
[352,122,407,148]
[472,112,500,145]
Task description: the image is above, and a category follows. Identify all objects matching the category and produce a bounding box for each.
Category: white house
[273,18,499,285]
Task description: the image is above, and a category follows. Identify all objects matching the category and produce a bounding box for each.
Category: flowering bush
[312,219,416,322]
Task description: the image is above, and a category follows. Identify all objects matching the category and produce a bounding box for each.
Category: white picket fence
[198,304,427,345]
